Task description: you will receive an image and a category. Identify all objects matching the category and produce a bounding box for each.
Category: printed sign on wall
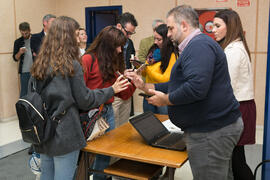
[237,0,250,7]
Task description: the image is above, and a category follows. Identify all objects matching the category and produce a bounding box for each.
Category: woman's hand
[124,69,145,90]
[112,75,129,93]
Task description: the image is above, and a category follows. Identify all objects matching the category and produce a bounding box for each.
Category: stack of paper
[162,119,183,134]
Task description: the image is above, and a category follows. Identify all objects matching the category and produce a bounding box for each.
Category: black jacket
[12,36,25,73]
[30,30,45,59]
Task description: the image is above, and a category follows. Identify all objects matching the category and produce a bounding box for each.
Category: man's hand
[147,89,172,106]
[19,47,27,54]
[15,47,27,61]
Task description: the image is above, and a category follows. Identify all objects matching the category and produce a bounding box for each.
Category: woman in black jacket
[29,16,129,180]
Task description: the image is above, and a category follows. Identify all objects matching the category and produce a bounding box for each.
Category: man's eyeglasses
[121,24,136,36]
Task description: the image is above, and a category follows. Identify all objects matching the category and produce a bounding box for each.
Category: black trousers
[232,145,254,180]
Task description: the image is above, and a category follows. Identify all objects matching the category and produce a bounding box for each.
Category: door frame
[85,6,122,43]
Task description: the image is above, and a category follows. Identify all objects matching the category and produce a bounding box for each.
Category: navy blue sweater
[155,33,241,133]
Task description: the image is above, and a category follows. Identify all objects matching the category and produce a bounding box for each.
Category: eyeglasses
[121,24,136,36]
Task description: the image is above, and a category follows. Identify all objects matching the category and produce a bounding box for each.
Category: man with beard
[13,22,32,97]
[125,5,243,180]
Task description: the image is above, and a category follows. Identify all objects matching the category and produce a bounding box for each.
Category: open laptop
[129,111,186,151]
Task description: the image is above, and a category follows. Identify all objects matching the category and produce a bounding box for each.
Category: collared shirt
[178,29,201,55]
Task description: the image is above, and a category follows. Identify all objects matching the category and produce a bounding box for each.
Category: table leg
[84,152,89,180]
[168,167,176,180]
[84,152,96,180]
[88,153,95,167]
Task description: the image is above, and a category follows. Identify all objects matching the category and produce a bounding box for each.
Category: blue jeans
[143,98,168,114]
[93,104,115,180]
[20,72,31,97]
[40,150,80,180]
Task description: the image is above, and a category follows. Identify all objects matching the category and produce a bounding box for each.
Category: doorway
[85,6,122,44]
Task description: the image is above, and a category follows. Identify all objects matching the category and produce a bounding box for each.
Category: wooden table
[80,114,188,180]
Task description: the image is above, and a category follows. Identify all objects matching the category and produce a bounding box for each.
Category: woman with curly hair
[30,16,129,180]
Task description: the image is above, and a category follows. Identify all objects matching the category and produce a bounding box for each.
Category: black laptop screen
[129,112,169,143]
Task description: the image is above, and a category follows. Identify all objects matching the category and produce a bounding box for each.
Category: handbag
[80,104,109,141]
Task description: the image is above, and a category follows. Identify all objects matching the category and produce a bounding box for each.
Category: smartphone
[138,93,153,98]
[136,63,148,73]
[116,71,131,82]
[130,59,144,68]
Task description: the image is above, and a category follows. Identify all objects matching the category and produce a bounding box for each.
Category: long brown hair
[85,26,127,82]
[31,16,80,80]
[214,9,251,59]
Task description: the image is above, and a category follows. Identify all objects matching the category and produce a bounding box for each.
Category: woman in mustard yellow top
[141,24,178,114]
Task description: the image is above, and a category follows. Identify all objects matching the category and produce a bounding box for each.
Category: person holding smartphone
[125,6,243,179]
[81,26,136,180]
[12,22,32,98]
[140,24,178,114]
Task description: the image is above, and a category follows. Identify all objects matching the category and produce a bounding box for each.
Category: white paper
[162,119,183,134]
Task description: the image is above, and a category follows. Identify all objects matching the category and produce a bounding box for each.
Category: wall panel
[55,0,109,30]
[0,0,15,53]
[112,0,176,48]
[257,0,269,52]
[15,0,56,35]
[0,54,19,119]
[255,54,267,125]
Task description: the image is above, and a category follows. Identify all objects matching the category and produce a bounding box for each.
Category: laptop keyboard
[154,133,183,146]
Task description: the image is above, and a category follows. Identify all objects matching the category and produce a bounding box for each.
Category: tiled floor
[0,118,264,180]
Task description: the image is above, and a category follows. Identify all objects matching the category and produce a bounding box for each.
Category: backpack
[15,77,61,145]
